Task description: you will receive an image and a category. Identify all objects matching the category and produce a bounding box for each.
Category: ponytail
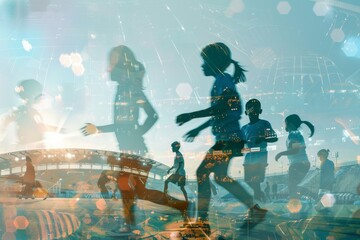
[301,120,315,137]
[201,43,247,84]
[286,114,315,137]
[318,149,330,158]
[231,59,247,84]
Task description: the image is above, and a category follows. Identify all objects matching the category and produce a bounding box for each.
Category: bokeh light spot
[320,193,336,208]
[313,2,330,16]
[277,1,291,15]
[330,28,345,43]
[341,38,359,57]
[286,198,302,213]
[72,64,85,76]
[59,54,72,68]
[224,0,245,17]
[70,52,83,65]
[13,216,29,230]
[96,199,107,211]
[175,83,193,100]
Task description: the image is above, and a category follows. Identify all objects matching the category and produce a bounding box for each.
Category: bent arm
[279,142,303,156]
[138,93,158,135]
[196,119,212,132]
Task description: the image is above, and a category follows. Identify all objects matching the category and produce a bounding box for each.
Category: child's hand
[183,128,200,142]
[275,153,282,161]
[80,123,99,136]
[176,113,192,126]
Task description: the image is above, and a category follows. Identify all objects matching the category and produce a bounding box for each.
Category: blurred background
[0,0,359,178]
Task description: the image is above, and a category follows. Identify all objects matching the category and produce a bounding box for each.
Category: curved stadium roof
[0,148,170,180]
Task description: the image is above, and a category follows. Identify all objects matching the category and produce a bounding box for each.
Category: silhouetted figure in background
[241,99,278,202]
[108,155,188,233]
[176,42,267,234]
[317,149,335,198]
[264,182,271,202]
[21,156,35,198]
[81,46,186,233]
[164,141,188,202]
[81,45,158,156]
[275,114,315,200]
[272,182,278,200]
[0,79,61,148]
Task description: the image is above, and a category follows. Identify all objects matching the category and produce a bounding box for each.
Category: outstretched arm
[176,88,239,125]
[183,119,211,142]
[81,123,115,136]
[97,124,116,133]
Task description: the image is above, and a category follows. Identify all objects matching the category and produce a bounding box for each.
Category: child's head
[171,141,180,152]
[26,156,32,162]
[317,149,330,161]
[108,45,145,88]
[15,79,43,103]
[285,114,315,137]
[245,99,262,120]
[201,42,246,83]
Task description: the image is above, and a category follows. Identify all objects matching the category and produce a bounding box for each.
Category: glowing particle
[22,40,32,52]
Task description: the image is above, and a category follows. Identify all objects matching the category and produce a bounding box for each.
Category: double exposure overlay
[0,1,359,239]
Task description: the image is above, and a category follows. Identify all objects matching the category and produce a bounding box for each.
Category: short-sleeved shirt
[286,131,309,164]
[173,152,186,176]
[210,73,243,141]
[241,119,274,165]
[320,159,335,190]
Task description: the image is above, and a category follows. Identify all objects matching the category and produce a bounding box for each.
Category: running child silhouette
[164,141,188,202]
[81,45,158,156]
[317,149,335,198]
[241,99,278,202]
[0,79,62,148]
[176,42,267,234]
[275,114,315,199]
[81,45,188,233]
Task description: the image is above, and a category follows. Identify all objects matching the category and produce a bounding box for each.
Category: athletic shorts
[243,163,268,183]
[167,173,186,187]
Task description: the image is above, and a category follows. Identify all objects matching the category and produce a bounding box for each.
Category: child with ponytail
[275,114,315,199]
[176,42,267,233]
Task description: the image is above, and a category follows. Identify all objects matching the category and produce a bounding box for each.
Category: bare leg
[164,179,169,193]
[196,154,212,221]
[180,186,188,202]
[214,158,253,208]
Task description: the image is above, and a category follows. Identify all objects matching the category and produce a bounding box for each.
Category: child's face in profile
[201,58,217,77]
[318,154,326,162]
[285,120,295,132]
[171,144,180,152]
